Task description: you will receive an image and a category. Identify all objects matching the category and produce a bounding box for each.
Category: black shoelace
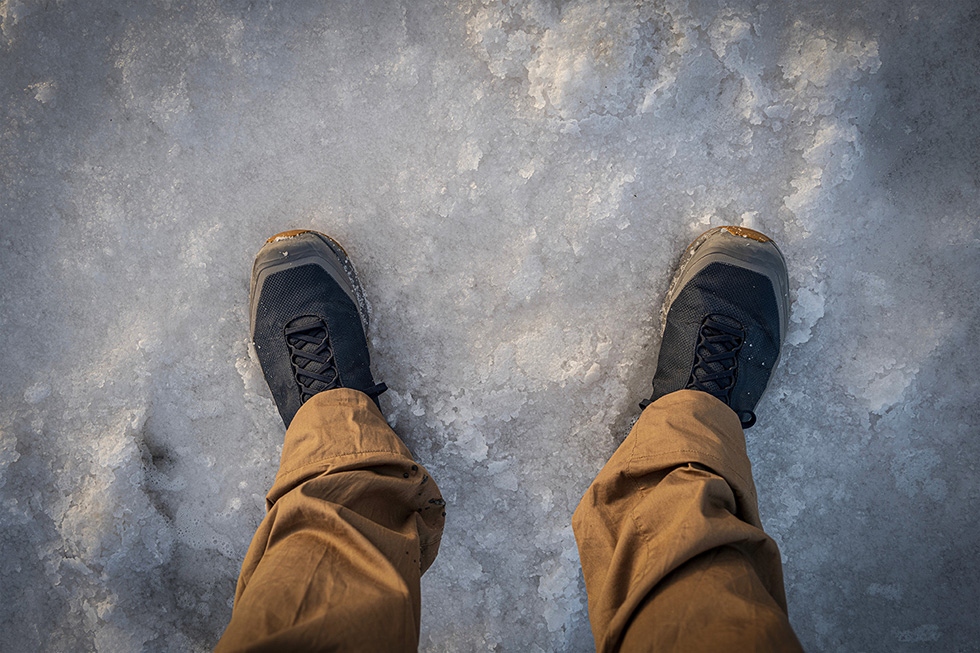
[285,318,340,402]
[687,315,755,427]
[285,316,388,405]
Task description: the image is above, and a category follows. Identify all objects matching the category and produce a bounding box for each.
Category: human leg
[216,389,444,652]
[216,231,445,652]
[573,390,800,652]
[573,227,802,651]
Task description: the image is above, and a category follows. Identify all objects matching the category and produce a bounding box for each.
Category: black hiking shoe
[640,226,790,428]
[249,229,387,428]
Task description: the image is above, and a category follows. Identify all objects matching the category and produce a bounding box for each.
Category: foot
[249,229,387,427]
[641,226,790,428]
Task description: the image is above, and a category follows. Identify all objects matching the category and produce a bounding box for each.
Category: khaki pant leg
[216,389,445,653]
[572,389,802,652]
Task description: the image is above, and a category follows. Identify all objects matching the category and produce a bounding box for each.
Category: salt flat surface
[1,0,978,650]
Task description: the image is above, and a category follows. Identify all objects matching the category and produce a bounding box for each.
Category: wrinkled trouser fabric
[573,389,802,652]
[217,388,801,652]
[215,389,445,652]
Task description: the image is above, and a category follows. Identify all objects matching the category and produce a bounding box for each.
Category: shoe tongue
[287,314,324,330]
[705,313,743,333]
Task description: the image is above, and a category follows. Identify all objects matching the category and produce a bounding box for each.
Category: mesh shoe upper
[648,261,781,426]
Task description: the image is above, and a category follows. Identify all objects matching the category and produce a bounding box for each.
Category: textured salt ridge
[1,0,978,651]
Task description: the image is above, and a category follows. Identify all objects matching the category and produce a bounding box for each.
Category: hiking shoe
[640,226,790,428]
[249,229,387,427]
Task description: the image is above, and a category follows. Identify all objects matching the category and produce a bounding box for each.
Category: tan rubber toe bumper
[266,228,315,243]
[717,225,772,243]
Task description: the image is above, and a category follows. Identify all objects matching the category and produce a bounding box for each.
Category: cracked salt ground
[1,0,978,651]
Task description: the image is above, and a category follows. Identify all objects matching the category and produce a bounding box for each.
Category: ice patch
[0,434,19,490]
[0,0,36,43]
[487,459,519,492]
[526,3,667,119]
[466,0,675,120]
[23,382,51,404]
[890,448,948,502]
[29,80,57,104]
[787,283,825,346]
[777,24,880,224]
[458,138,484,172]
[896,624,942,643]
[454,427,488,462]
[537,536,585,635]
[867,583,903,601]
